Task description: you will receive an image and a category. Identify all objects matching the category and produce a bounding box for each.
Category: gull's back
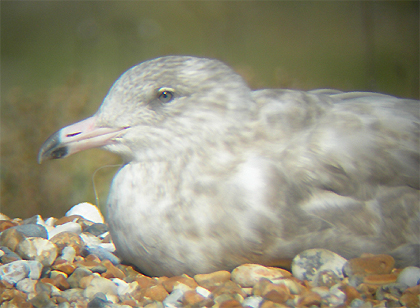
[252,89,419,268]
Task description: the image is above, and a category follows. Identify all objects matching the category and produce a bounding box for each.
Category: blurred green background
[1,1,419,220]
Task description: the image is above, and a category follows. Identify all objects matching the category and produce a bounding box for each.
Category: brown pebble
[52,274,71,290]
[162,275,198,292]
[79,275,94,289]
[0,220,18,232]
[400,292,419,308]
[340,284,361,305]
[219,299,243,308]
[101,259,125,279]
[260,300,288,308]
[51,260,77,275]
[231,264,291,288]
[0,227,26,251]
[194,270,231,288]
[255,279,290,304]
[357,283,379,300]
[5,294,34,308]
[143,284,169,302]
[298,291,322,307]
[212,280,246,298]
[49,231,84,255]
[183,290,206,305]
[363,273,397,285]
[347,254,395,276]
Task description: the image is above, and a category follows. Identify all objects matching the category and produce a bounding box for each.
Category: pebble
[65,202,105,224]
[231,264,291,287]
[343,254,395,277]
[16,237,58,266]
[0,205,417,307]
[291,248,347,281]
[397,266,420,287]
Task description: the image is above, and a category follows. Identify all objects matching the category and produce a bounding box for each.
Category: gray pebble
[396,266,420,287]
[67,267,93,288]
[13,223,48,239]
[84,245,121,265]
[85,223,109,236]
[291,248,347,282]
[0,246,22,263]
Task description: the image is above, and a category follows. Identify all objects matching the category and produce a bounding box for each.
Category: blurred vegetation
[1,1,419,220]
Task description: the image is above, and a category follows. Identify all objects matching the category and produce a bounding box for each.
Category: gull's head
[38,56,255,163]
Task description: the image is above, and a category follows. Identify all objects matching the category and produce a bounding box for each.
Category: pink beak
[38,116,127,164]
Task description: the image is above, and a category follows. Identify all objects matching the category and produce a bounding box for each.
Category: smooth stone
[183,289,206,305]
[84,223,109,236]
[12,223,48,239]
[400,287,420,308]
[51,260,77,276]
[110,278,129,296]
[67,267,93,288]
[340,284,361,305]
[16,237,58,266]
[143,284,169,302]
[65,202,104,224]
[277,278,304,295]
[0,227,26,251]
[231,264,291,288]
[312,269,341,288]
[83,246,120,265]
[49,231,84,255]
[242,296,263,308]
[363,273,397,285]
[60,246,76,263]
[291,248,347,282]
[162,287,184,307]
[21,215,44,225]
[48,221,82,239]
[296,291,322,307]
[253,279,290,303]
[348,274,365,288]
[87,293,114,307]
[343,254,395,277]
[75,259,107,274]
[328,284,346,306]
[26,260,43,280]
[29,291,57,308]
[84,276,119,301]
[0,260,30,285]
[0,220,18,232]
[375,282,407,301]
[195,286,211,298]
[397,266,420,287]
[211,280,246,299]
[80,232,102,247]
[349,298,366,308]
[101,259,125,279]
[16,277,37,294]
[194,270,231,288]
[162,275,197,292]
[0,246,22,263]
[60,288,85,302]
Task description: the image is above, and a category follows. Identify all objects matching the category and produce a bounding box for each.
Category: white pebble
[195,286,211,298]
[48,222,82,239]
[66,202,104,224]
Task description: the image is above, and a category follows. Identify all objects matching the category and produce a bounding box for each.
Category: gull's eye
[158,88,174,103]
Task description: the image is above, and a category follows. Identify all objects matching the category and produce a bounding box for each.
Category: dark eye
[158,88,174,103]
